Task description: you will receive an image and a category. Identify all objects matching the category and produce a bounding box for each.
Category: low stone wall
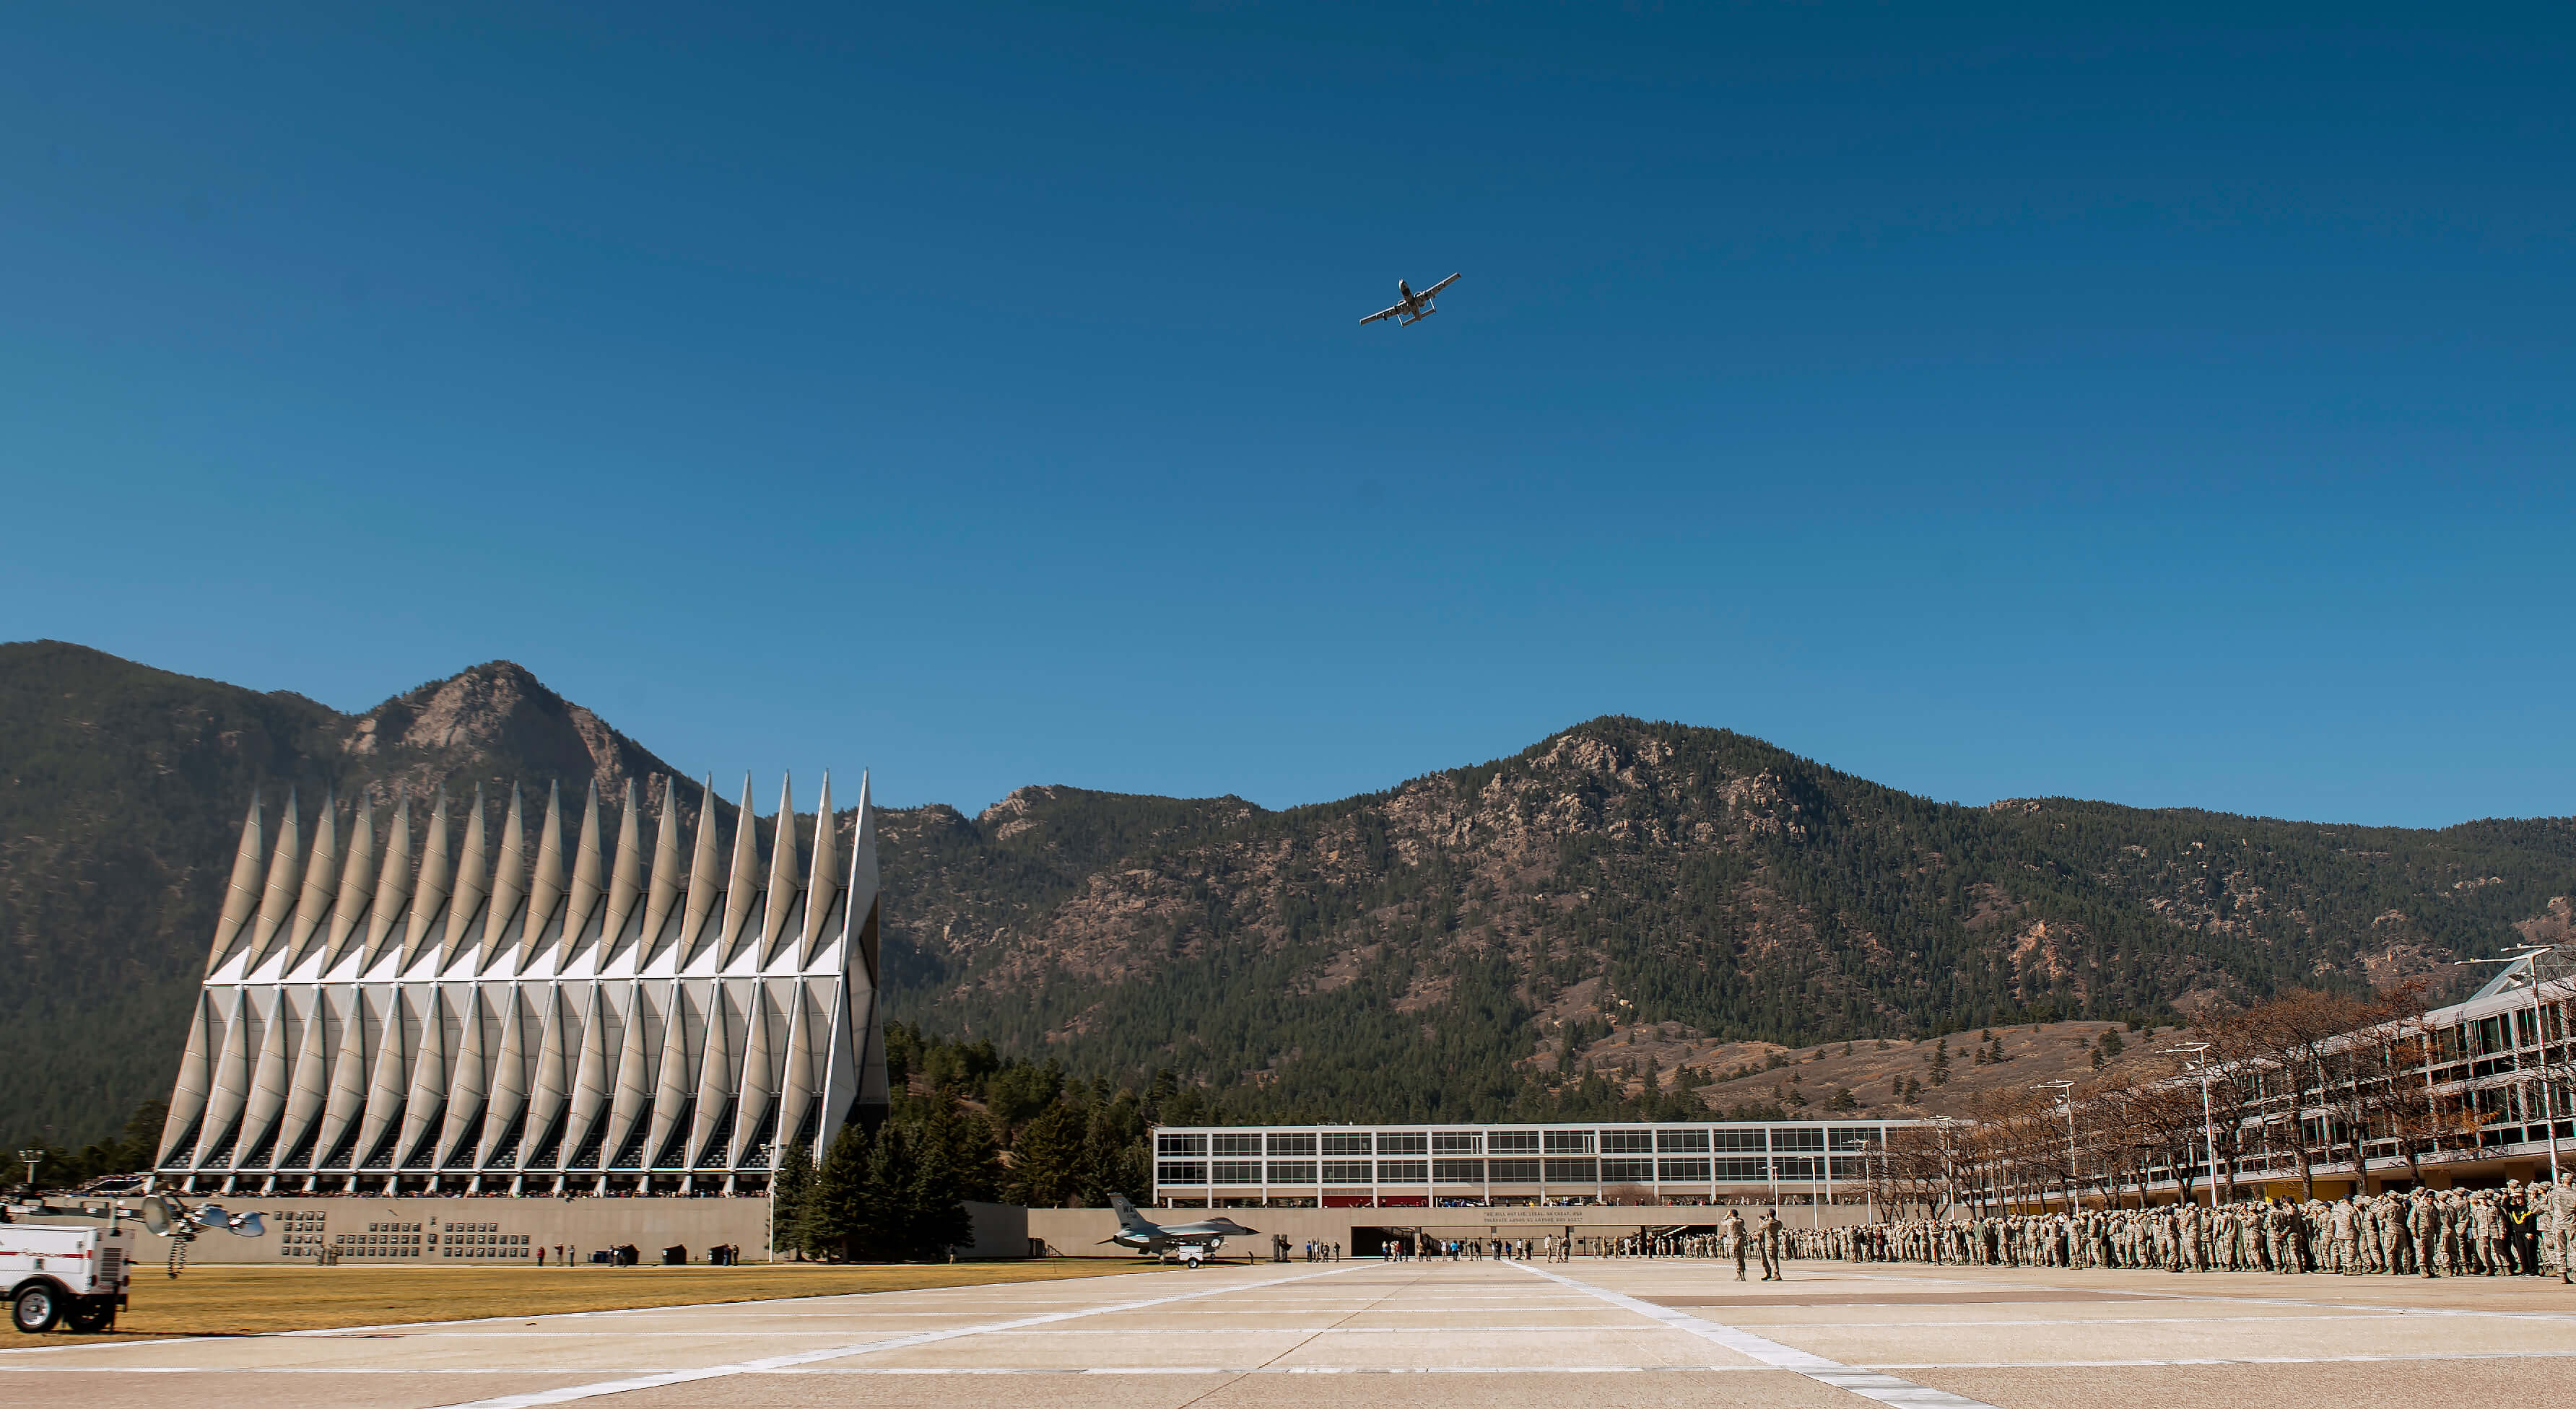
[1025,1201,1883,1259]
[101,1197,1031,1264]
[42,1196,1841,1266]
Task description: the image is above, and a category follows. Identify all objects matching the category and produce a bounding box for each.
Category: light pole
[2035,1081,2077,1211]
[2460,946,2575,1281]
[2518,947,2576,1286]
[2163,1044,2220,1207]
[14,1148,40,1192]
[2457,946,2566,1195]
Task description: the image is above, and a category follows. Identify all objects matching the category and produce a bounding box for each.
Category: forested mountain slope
[876,723,2576,1124]
[7,640,2573,1150]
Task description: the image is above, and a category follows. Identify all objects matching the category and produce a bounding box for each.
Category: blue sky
[6,4,2572,825]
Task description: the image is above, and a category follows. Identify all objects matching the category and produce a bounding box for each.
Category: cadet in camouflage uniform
[2328,1197,2360,1273]
[2408,1188,2442,1277]
[2472,1191,2506,1275]
[2551,1174,2575,1283]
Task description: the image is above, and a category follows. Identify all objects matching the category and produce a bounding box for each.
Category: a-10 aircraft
[1359,272,1461,327]
[1103,1194,1257,1267]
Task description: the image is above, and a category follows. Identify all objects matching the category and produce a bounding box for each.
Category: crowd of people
[1366,1176,2576,1282]
[1804,1177,2573,1278]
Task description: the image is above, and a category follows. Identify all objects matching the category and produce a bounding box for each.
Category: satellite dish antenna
[139,1196,171,1237]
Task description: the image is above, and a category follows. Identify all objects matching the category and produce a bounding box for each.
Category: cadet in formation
[1795,1176,2569,1279]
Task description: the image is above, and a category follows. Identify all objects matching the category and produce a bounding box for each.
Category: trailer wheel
[65,1301,115,1335]
[11,1284,63,1334]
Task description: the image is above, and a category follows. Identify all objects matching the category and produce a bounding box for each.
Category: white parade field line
[414,1261,1381,1409]
[1514,1259,2007,1409]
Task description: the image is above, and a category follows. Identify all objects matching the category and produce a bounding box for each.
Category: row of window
[1154,1127,1883,1158]
[1154,1156,1874,1185]
[2435,1001,2571,1061]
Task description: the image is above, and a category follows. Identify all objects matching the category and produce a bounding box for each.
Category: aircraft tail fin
[1110,1193,1152,1231]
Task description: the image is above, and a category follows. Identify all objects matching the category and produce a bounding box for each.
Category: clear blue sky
[6,4,2572,826]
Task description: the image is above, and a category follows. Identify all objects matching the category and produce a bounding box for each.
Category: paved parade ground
[5,1257,2575,1409]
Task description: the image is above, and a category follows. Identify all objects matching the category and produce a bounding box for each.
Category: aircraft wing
[1165,1218,1257,1237]
[1359,304,1405,325]
[1422,273,1460,296]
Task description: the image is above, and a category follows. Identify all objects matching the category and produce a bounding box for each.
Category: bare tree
[2227,990,2386,1198]
[1880,1126,1954,1218]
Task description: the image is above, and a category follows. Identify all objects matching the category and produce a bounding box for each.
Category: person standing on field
[2551,1175,2575,1283]
[2408,1190,2441,1278]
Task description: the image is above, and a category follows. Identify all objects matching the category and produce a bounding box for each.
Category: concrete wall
[1026,1201,1885,1258]
[110,1197,1032,1265]
[48,1195,1879,1266]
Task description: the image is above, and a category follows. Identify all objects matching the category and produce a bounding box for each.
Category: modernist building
[2172,952,2573,1197]
[1151,1119,1918,1208]
[153,772,887,1195]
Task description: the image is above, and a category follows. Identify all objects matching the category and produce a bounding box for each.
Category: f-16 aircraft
[1359,272,1460,326]
[1102,1194,1257,1267]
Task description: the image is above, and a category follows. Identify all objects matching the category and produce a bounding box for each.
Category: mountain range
[6,639,2572,1151]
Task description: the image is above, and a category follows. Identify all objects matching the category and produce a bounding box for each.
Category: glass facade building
[1152,1120,1915,1207]
[2161,952,2575,1195]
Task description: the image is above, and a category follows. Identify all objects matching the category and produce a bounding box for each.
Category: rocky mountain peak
[337,660,680,808]
[979,785,1064,839]
[348,660,549,753]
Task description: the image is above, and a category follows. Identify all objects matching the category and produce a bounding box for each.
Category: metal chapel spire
[155,767,887,1196]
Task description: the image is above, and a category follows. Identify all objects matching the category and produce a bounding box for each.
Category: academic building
[1149,1119,1919,1208]
[151,772,889,1196]
[2178,954,2572,1198]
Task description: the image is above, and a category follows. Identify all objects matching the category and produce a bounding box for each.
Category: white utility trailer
[4,1222,133,1333]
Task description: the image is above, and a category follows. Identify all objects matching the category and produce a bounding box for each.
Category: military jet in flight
[1359,272,1461,327]
[1102,1194,1257,1267]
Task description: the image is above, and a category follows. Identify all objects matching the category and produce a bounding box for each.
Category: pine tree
[1009,1101,1089,1208]
[901,1117,975,1259]
[810,1125,872,1261]
[1078,1090,1148,1205]
[856,1123,921,1260]
[772,1142,819,1261]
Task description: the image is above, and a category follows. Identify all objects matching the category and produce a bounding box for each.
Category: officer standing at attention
[1758,1208,1785,1282]
[1723,1209,1749,1282]
[2408,1188,2442,1278]
[2552,1174,2576,1284]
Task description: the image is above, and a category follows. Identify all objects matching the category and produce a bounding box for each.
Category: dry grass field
[2,1259,1157,1350]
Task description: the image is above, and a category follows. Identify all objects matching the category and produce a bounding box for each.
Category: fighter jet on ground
[1102,1194,1257,1267]
[1359,272,1461,326]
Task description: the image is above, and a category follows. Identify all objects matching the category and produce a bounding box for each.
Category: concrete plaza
[5,1257,2574,1408]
